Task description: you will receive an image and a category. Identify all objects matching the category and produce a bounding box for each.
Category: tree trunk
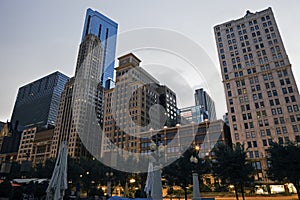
[240,184,245,200]
[234,184,239,200]
[184,186,188,200]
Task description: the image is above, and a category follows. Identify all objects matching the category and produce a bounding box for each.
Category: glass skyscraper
[10,71,69,131]
[81,8,118,88]
[194,88,217,121]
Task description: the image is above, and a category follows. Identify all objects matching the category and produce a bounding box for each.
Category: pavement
[212,195,298,200]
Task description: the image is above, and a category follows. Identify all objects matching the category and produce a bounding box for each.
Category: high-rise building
[51,9,118,159]
[101,53,178,160]
[194,88,217,121]
[214,7,300,181]
[10,71,69,131]
[51,34,103,159]
[179,105,207,125]
[16,126,54,165]
[81,8,118,88]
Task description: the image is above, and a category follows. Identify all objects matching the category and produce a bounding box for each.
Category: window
[290,115,296,122]
[247,141,252,148]
[296,114,300,121]
[282,127,287,134]
[293,125,299,132]
[282,88,287,94]
[253,141,257,147]
[255,151,259,158]
[264,119,269,126]
[278,137,283,145]
[285,97,290,103]
[279,117,285,124]
[288,87,294,93]
[235,133,239,140]
[228,91,232,97]
[248,113,252,119]
[232,115,236,122]
[276,127,281,134]
[249,151,254,158]
[246,132,250,138]
[233,124,238,131]
[263,139,268,146]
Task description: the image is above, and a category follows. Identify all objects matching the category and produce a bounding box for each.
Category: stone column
[192,173,201,200]
[151,166,162,200]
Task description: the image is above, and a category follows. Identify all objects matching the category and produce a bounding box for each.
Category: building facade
[51,34,103,159]
[214,7,300,181]
[81,8,118,88]
[139,119,231,160]
[179,105,208,125]
[10,71,69,131]
[101,53,178,160]
[194,88,217,121]
[16,127,54,165]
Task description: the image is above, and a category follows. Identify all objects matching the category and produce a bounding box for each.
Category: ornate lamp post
[190,145,201,200]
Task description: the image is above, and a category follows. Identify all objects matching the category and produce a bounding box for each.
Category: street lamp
[106,172,114,197]
[190,145,201,200]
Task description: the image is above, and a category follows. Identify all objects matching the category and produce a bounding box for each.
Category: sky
[0,0,300,122]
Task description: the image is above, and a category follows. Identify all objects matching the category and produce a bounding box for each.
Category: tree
[0,179,12,198]
[267,142,300,200]
[212,142,254,200]
[34,159,56,178]
[163,147,210,200]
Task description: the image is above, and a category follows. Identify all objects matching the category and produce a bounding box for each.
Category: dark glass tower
[81,8,118,89]
[194,88,217,121]
[10,71,69,131]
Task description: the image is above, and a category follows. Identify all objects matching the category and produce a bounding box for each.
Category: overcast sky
[1,0,300,122]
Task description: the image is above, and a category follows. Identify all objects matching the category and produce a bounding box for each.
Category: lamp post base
[192,173,201,200]
[151,166,162,200]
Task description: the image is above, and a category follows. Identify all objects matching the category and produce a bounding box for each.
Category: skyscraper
[81,8,118,88]
[101,53,178,161]
[51,34,103,159]
[10,71,69,131]
[194,88,217,121]
[51,9,117,159]
[214,7,300,181]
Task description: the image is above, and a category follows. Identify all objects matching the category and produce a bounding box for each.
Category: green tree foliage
[0,179,12,197]
[163,146,210,200]
[212,142,254,200]
[267,142,300,200]
[34,158,56,178]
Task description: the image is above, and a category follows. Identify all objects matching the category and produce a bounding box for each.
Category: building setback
[214,7,300,181]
